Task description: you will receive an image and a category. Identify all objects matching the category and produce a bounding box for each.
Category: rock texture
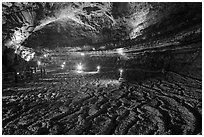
[28,2,201,48]
[2,2,202,135]
[2,2,201,48]
[2,70,202,135]
[2,2,202,73]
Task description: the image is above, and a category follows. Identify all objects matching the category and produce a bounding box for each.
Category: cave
[2,2,202,135]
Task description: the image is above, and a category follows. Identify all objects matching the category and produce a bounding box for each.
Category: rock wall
[2,2,202,78]
[2,2,202,49]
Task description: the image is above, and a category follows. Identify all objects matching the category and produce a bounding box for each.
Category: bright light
[119,69,123,73]
[61,62,66,68]
[76,63,83,71]
[97,66,100,70]
[116,48,129,60]
[37,61,41,66]
[17,72,19,75]
[116,48,124,55]
[80,53,85,56]
[119,68,123,78]
[96,66,101,73]
[76,63,83,73]
[61,64,65,68]
[44,54,47,57]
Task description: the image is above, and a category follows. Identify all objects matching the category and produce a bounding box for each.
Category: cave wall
[2,2,202,78]
[2,2,202,49]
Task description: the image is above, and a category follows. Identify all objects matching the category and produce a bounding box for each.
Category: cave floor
[2,70,202,135]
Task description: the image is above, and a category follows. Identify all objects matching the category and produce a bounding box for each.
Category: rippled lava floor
[2,71,202,135]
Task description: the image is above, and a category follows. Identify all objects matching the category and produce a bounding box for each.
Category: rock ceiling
[2,2,202,62]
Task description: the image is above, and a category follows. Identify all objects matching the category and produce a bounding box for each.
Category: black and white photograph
[1,1,202,135]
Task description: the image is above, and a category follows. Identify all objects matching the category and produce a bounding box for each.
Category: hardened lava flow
[2,2,202,135]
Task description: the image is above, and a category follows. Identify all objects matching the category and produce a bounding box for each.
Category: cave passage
[2,2,202,135]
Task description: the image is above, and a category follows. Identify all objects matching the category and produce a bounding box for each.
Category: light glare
[77,63,83,71]
[61,64,65,68]
[37,61,41,66]
[119,69,123,73]
[97,66,100,70]
[116,48,124,55]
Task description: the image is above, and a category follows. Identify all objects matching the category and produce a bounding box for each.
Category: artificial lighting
[116,48,129,60]
[44,54,47,57]
[119,68,123,73]
[61,64,65,68]
[76,63,83,73]
[119,68,124,80]
[63,62,66,65]
[17,72,19,75]
[96,66,101,73]
[116,48,124,55]
[97,66,100,70]
[37,61,41,66]
[80,53,85,56]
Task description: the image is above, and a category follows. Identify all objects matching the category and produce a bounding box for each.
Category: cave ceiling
[2,2,202,61]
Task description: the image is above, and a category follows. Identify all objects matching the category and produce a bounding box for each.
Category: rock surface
[2,2,201,49]
[2,70,202,135]
[2,2,202,74]
[2,2,202,135]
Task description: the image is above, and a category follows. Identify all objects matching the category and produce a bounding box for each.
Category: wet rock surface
[2,70,201,135]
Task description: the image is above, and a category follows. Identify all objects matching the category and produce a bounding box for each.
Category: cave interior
[2,2,202,135]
